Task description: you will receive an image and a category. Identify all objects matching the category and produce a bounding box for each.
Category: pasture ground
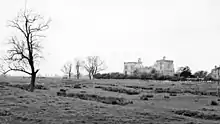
[0,76,220,124]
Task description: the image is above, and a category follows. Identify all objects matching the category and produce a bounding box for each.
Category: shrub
[125,85,153,90]
[210,100,218,106]
[60,89,67,93]
[155,88,169,93]
[140,96,148,100]
[73,84,82,89]
[109,72,126,79]
[169,93,177,96]
[0,109,12,116]
[172,109,220,120]
[59,92,133,105]
[140,94,154,100]
[93,73,102,79]
[164,95,170,99]
[80,91,86,93]
[57,91,66,96]
[95,86,140,95]
[0,82,10,86]
[6,84,48,91]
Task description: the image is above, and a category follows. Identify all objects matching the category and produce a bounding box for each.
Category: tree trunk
[89,73,92,80]
[68,73,71,79]
[30,72,36,92]
[76,69,79,79]
[77,73,79,80]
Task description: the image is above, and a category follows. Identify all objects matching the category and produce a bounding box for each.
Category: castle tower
[138,58,142,64]
[163,56,166,60]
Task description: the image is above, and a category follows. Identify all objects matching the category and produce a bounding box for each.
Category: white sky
[0,0,220,76]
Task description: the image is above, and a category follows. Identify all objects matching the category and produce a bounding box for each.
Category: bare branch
[3,64,31,75]
[83,56,106,79]
[61,62,73,79]
[1,9,50,91]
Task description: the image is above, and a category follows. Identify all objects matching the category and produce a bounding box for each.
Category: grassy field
[0,76,220,124]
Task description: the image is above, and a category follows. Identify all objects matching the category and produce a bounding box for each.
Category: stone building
[123,57,175,76]
[138,66,155,74]
[211,66,220,79]
[124,58,143,75]
[153,56,175,76]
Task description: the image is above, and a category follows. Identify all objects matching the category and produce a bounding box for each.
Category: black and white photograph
[0,0,220,123]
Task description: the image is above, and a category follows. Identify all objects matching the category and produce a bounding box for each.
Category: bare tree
[61,62,73,79]
[0,63,7,77]
[84,56,106,80]
[74,58,83,80]
[0,10,50,92]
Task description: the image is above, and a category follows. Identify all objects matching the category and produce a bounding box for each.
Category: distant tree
[150,68,157,74]
[194,70,208,78]
[83,56,106,80]
[0,10,50,92]
[74,58,83,79]
[61,62,73,79]
[0,64,7,77]
[177,66,192,78]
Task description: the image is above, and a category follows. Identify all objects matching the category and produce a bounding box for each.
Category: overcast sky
[0,0,220,76]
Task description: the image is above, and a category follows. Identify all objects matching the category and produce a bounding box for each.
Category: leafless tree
[0,10,50,92]
[61,62,73,79]
[0,63,7,77]
[74,58,83,80]
[84,56,106,80]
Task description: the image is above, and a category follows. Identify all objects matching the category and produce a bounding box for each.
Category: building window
[125,71,127,75]
[124,65,128,70]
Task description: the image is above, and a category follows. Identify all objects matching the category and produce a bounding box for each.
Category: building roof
[212,67,220,71]
[124,62,138,64]
[156,59,173,62]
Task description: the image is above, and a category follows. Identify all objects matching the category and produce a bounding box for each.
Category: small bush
[0,109,12,116]
[172,109,220,120]
[164,95,170,99]
[140,96,148,100]
[95,86,140,95]
[201,108,215,111]
[57,91,66,96]
[0,82,10,86]
[80,91,86,93]
[125,85,153,90]
[73,84,82,89]
[6,84,48,91]
[210,100,218,106]
[169,93,177,96]
[140,94,154,100]
[60,89,67,93]
[58,92,133,105]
